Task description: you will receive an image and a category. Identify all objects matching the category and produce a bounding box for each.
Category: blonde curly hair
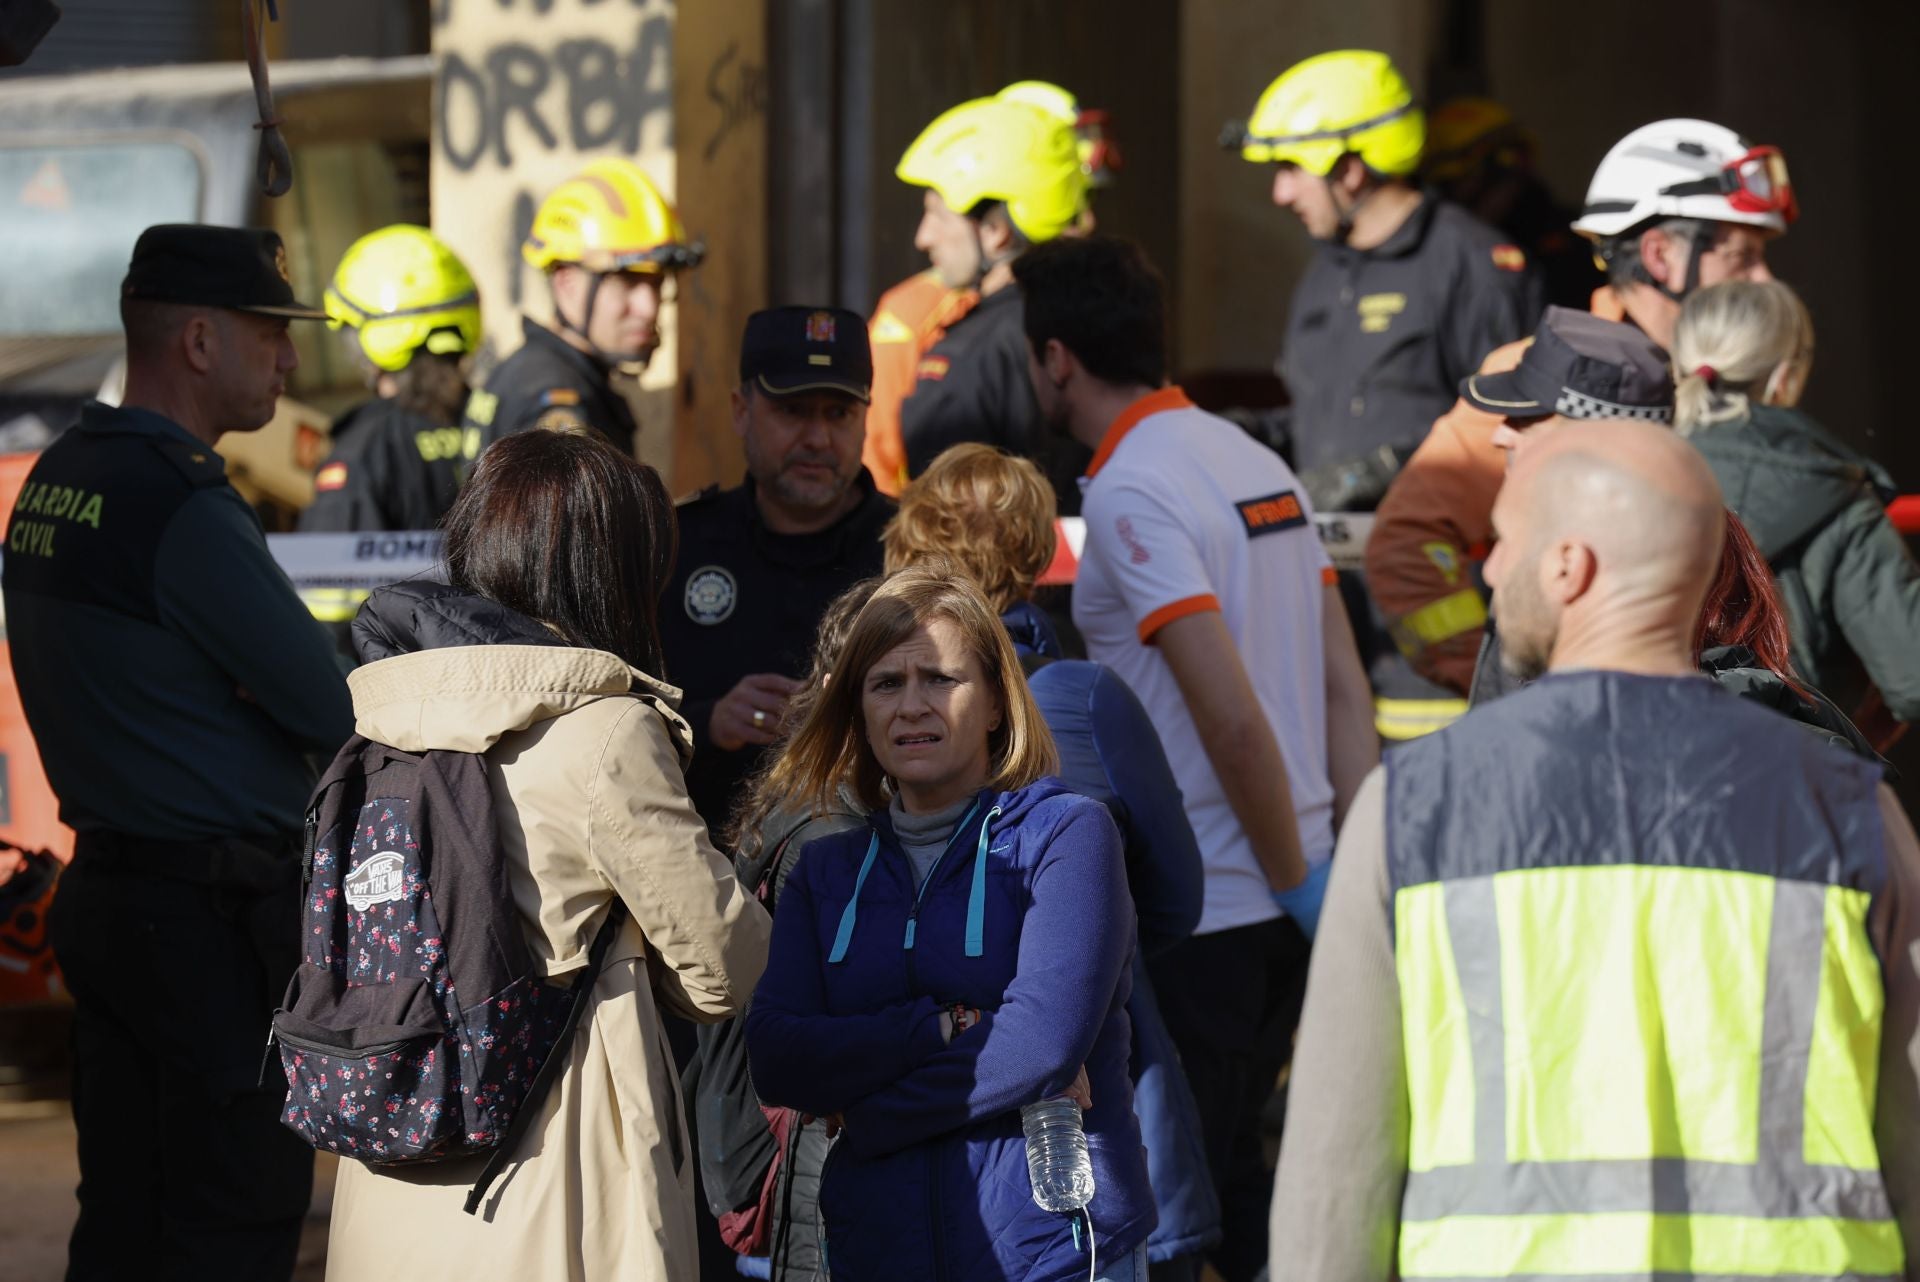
[882,444,1058,613]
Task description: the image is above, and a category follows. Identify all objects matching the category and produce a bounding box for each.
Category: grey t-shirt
[889,793,976,889]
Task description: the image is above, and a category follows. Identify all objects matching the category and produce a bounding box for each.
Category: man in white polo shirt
[1015,235,1378,1282]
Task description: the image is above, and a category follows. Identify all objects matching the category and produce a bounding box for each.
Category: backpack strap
[463,899,629,1215]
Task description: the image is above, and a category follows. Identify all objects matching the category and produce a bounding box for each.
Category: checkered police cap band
[1554,387,1674,423]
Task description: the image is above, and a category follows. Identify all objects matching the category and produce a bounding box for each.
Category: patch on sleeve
[315,461,349,492]
[1422,541,1463,585]
[1236,490,1307,538]
[916,355,951,381]
[1490,244,1527,272]
[539,387,582,407]
[871,312,915,344]
[534,408,589,435]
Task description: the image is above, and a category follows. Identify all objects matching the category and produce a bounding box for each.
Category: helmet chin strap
[1326,166,1382,246]
[969,207,1019,291]
[554,269,651,373]
[1651,223,1717,303]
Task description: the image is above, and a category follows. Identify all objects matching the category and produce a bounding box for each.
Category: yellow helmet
[1231,50,1424,178]
[325,224,481,373]
[897,97,1089,244]
[996,80,1079,125]
[522,158,705,274]
[996,80,1121,189]
[1422,97,1533,183]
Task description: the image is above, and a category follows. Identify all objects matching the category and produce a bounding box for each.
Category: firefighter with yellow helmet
[299,224,483,643]
[1226,49,1542,508]
[889,93,1094,511]
[864,81,1114,499]
[463,157,703,452]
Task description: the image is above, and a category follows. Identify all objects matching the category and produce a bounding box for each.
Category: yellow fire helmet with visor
[897,96,1090,244]
[324,224,482,373]
[1229,49,1424,178]
[522,158,706,275]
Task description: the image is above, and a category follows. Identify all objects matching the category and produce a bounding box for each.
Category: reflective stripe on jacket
[1386,670,1901,1279]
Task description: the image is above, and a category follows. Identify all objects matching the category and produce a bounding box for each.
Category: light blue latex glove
[1271,859,1333,940]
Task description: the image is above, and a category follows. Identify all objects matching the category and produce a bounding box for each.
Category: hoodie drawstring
[964,806,1002,958]
[828,802,1003,963]
[827,833,880,964]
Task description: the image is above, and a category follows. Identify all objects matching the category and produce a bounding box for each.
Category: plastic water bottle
[1021,1096,1095,1212]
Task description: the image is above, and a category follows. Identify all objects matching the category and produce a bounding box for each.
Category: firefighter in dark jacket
[1225,50,1543,512]
[1673,278,1920,726]
[892,94,1093,512]
[299,225,483,639]
[463,158,703,453]
[659,306,893,834]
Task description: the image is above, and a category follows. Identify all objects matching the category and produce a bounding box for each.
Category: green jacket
[1691,403,1920,722]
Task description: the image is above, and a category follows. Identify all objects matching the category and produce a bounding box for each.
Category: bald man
[1269,422,1920,1282]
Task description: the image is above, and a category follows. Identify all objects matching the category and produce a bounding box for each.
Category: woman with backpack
[745,567,1157,1281]
[320,430,771,1281]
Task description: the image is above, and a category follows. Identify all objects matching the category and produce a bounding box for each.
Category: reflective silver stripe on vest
[1444,877,1506,1164]
[1406,879,1891,1225]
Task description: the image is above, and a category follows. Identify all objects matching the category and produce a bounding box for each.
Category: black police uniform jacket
[1279,193,1545,479]
[463,317,639,453]
[898,283,1092,515]
[299,398,469,535]
[659,471,893,832]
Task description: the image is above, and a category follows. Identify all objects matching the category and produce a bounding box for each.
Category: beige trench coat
[324,644,770,1282]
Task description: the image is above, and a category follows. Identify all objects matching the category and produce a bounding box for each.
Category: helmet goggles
[1662,145,1798,224]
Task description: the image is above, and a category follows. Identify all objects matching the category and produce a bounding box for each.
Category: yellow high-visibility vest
[1388,670,1901,1280]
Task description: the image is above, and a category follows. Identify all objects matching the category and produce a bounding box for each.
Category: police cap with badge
[122,224,328,319]
[681,305,876,630]
[739,304,873,402]
[1461,306,1674,424]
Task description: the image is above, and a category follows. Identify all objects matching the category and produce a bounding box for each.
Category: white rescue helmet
[1572,118,1796,242]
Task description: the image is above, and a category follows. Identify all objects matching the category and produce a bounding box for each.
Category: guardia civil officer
[659,307,893,834]
[3,225,354,1279]
[1225,50,1544,510]
[464,158,703,452]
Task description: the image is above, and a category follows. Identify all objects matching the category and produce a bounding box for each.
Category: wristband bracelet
[949,1003,977,1035]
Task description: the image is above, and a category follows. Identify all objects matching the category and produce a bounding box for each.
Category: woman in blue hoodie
[745,567,1157,1280]
[883,443,1219,1278]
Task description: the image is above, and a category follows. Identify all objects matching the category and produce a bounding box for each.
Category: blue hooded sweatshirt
[745,779,1156,1280]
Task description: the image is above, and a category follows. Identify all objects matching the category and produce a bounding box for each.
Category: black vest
[5,406,230,622]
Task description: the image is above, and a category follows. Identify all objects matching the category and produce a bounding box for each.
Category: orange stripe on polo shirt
[1086,386,1195,479]
[1138,593,1221,644]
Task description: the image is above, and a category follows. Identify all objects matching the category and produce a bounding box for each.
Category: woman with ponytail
[1674,280,1920,736]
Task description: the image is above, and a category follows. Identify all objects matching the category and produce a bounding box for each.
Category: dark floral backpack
[269,736,622,1215]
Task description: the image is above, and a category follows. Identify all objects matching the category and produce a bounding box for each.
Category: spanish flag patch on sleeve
[1490,244,1527,272]
[315,462,348,492]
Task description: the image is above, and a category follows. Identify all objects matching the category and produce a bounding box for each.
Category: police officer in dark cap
[660,305,893,833]
[2,225,353,1278]
[1457,305,1676,706]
